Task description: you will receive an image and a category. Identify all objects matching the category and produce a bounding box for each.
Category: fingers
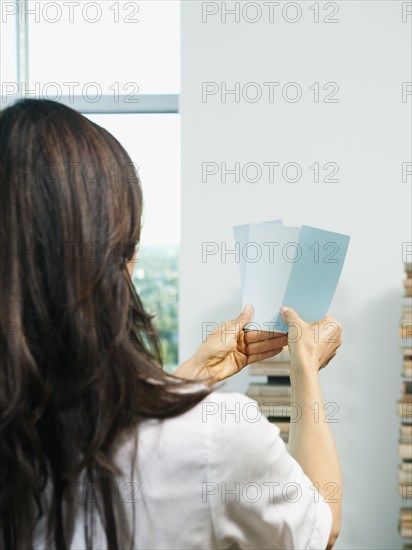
[231,304,254,334]
[245,335,286,365]
[218,305,255,343]
[244,330,287,344]
[246,337,286,356]
[279,306,302,325]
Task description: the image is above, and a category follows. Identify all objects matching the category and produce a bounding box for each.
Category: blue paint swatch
[234,220,350,333]
[233,219,282,293]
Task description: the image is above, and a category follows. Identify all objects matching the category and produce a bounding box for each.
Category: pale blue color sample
[275,225,351,332]
[241,223,300,332]
[233,219,282,292]
[233,224,251,292]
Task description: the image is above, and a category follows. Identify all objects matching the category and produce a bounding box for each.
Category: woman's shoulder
[113,389,277,471]
[149,389,267,433]
[117,389,258,441]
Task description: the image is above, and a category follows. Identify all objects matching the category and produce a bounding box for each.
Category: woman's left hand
[174,304,288,386]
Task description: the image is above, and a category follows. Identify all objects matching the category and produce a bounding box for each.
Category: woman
[0,99,342,549]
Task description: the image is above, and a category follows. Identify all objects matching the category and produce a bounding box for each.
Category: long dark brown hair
[0,99,211,549]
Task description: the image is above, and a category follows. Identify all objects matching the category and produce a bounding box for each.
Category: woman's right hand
[279,306,342,373]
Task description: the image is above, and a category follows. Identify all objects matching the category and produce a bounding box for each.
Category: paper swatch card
[233,220,350,332]
[233,219,282,292]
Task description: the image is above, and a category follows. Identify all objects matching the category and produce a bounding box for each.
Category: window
[27,1,180,95]
[0,0,181,369]
[86,113,180,368]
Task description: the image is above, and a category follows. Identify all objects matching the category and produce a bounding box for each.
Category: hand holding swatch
[233,220,350,332]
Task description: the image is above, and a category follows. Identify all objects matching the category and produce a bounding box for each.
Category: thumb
[235,303,254,331]
[280,306,301,325]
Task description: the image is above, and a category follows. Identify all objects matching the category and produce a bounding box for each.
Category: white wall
[180,2,411,548]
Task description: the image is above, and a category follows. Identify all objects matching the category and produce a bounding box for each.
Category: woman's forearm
[287,365,342,549]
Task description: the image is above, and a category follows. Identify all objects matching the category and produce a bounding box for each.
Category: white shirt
[35,391,332,549]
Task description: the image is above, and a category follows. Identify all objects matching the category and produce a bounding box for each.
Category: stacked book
[401,507,412,540]
[404,263,412,298]
[247,347,292,442]
[399,261,412,547]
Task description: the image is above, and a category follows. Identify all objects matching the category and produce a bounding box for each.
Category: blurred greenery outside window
[132,245,179,372]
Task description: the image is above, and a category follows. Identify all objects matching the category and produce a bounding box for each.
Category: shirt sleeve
[206,392,333,550]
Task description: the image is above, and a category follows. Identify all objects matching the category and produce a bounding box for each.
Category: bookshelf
[399,261,412,547]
